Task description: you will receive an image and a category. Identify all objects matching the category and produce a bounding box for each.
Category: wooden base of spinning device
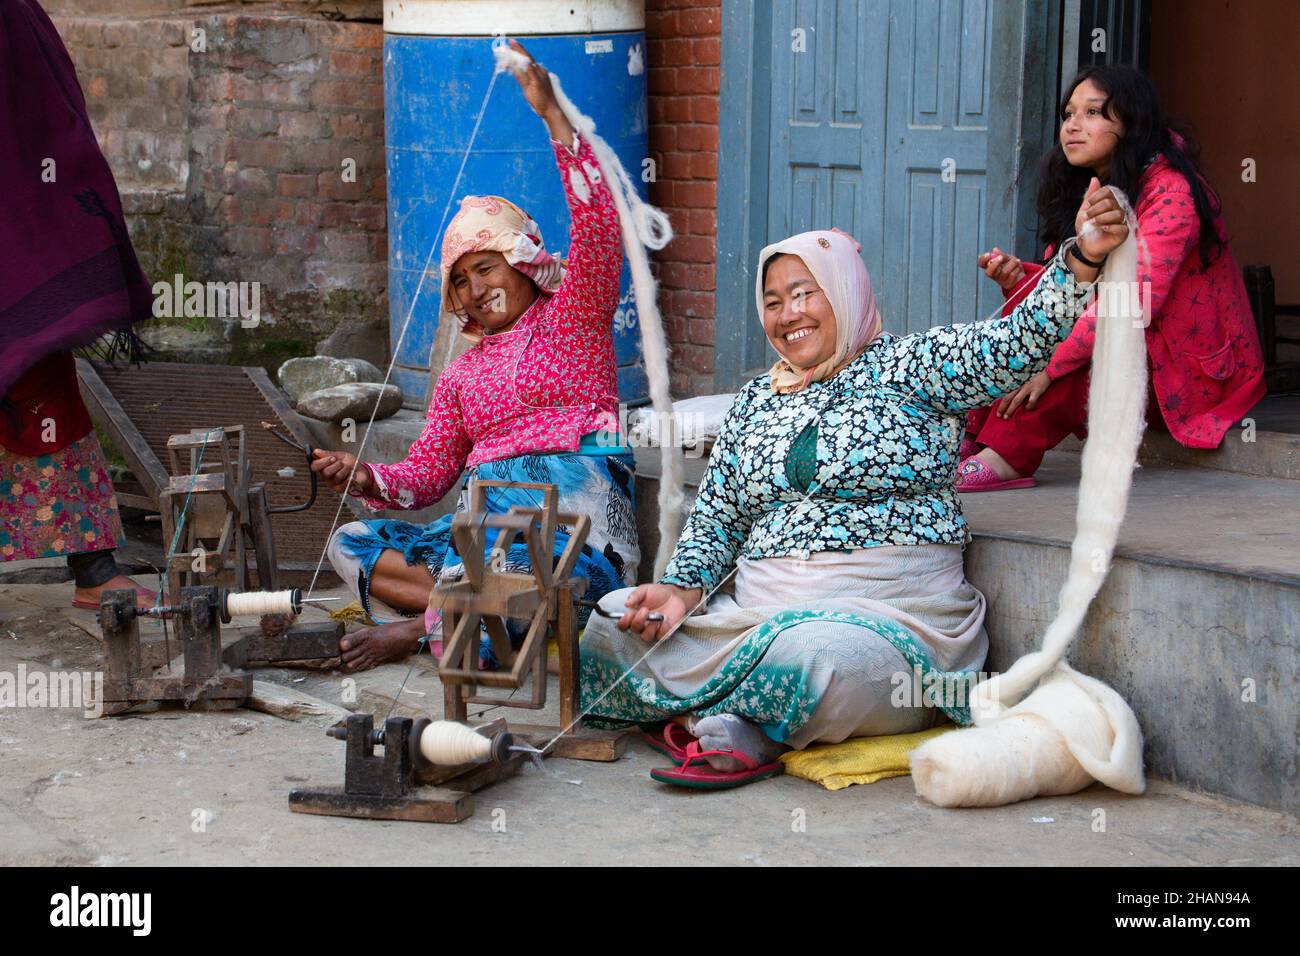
[289,480,634,824]
[95,585,342,716]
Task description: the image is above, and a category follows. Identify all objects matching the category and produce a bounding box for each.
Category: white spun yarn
[494,43,685,579]
[223,590,300,617]
[912,189,1149,807]
[418,720,495,766]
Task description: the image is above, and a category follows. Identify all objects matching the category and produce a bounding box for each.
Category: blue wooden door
[880,0,1000,334]
[718,0,1046,388]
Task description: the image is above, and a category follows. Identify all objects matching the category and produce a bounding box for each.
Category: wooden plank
[166,473,227,494]
[288,786,474,823]
[246,680,350,728]
[225,621,342,665]
[510,724,632,762]
[75,357,169,498]
[101,672,251,703]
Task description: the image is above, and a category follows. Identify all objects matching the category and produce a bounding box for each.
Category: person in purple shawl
[0,0,155,608]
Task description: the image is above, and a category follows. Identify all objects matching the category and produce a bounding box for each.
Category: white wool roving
[495,44,685,579]
[912,190,1149,807]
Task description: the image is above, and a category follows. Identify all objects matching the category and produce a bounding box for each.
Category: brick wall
[52,0,723,395]
[52,9,388,372]
[646,0,721,397]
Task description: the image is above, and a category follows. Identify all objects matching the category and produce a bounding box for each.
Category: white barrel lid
[384,0,644,36]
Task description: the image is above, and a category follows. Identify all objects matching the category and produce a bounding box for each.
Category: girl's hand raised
[1074,177,1130,263]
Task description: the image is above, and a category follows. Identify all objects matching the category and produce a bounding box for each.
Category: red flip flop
[956,457,1036,493]
[649,741,784,790]
[642,723,697,765]
[71,586,155,611]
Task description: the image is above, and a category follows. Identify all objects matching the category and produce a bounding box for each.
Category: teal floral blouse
[661,249,1092,593]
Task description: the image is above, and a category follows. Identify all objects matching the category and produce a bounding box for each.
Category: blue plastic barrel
[383,0,650,409]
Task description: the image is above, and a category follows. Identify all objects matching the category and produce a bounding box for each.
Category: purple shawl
[0,0,152,397]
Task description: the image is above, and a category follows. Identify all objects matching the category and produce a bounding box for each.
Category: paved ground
[1,578,1297,867]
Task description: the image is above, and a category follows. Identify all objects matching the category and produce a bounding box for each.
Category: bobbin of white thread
[409,718,513,767]
[221,589,303,619]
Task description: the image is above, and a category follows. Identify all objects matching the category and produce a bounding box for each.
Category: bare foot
[338,616,426,671]
[73,574,153,609]
[974,447,1022,481]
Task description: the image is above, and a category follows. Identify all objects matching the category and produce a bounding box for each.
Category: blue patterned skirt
[336,451,639,662]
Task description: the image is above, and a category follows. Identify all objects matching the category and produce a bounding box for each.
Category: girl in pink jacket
[312,43,639,669]
[958,65,1266,491]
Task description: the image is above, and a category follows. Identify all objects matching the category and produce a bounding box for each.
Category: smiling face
[762,253,838,368]
[1059,78,1125,179]
[448,251,538,333]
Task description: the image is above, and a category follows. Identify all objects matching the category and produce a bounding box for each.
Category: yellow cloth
[779,723,955,791]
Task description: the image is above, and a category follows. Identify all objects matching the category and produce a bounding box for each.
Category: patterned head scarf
[755,229,884,393]
[439,194,566,343]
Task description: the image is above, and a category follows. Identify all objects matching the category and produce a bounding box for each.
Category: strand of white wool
[418,719,495,765]
[495,44,685,579]
[223,590,300,617]
[912,189,1149,807]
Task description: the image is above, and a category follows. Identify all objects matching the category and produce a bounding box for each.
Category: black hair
[1036,65,1223,268]
[760,252,791,288]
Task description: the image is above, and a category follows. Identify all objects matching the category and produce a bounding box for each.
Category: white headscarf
[755,229,883,393]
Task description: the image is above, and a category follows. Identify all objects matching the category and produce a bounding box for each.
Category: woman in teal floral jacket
[580,183,1129,789]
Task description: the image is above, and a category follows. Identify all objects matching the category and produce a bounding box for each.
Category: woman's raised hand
[506,40,560,118]
[310,448,372,496]
[505,39,576,147]
[977,247,1026,292]
[618,583,701,643]
[1074,177,1130,263]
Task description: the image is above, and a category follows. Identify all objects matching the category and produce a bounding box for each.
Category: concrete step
[1056,395,1300,481]
[633,446,1299,814]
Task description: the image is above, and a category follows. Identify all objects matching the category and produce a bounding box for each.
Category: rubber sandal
[642,723,697,765]
[955,457,1036,493]
[649,741,785,790]
[71,586,155,611]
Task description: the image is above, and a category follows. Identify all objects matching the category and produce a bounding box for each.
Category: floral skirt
[0,433,123,561]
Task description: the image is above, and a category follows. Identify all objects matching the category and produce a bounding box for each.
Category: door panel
[716,0,1050,389]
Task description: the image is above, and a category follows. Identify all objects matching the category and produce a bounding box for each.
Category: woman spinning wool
[581,185,1128,789]
[315,41,638,671]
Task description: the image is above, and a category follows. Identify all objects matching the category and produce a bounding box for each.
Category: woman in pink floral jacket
[312,42,639,669]
[958,65,1266,492]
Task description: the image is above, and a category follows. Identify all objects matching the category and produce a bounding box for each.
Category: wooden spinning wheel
[436,481,590,727]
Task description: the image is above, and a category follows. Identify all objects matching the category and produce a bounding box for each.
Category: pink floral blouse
[361,133,624,511]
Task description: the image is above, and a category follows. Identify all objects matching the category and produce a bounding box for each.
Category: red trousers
[966,366,1166,476]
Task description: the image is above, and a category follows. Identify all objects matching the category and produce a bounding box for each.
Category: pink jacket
[1008,157,1265,449]
[362,133,624,510]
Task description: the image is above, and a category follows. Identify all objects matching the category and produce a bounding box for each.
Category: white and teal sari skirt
[580,544,988,747]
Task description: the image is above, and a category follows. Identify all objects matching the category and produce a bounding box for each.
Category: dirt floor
[1,576,1297,867]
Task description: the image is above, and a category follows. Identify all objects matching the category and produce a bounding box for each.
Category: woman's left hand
[997,370,1053,419]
